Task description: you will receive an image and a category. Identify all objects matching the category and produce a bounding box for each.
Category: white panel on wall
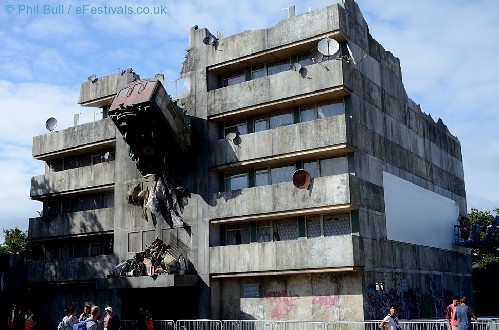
[383,171,459,250]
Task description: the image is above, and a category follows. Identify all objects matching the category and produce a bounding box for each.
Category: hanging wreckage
[108,78,191,176]
[109,78,192,228]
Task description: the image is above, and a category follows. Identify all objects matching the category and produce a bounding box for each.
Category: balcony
[210,116,349,168]
[26,254,116,283]
[210,174,352,220]
[32,119,116,159]
[30,161,115,199]
[207,60,347,118]
[29,208,114,239]
[210,235,355,275]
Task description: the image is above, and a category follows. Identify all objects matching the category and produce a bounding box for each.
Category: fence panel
[222,320,274,330]
[274,320,328,330]
[155,320,177,330]
[177,319,222,330]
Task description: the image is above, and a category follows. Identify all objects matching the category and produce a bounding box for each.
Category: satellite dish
[291,63,302,71]
[226,132,237,141]
[102,151,110,161]
[309,48,324,63]
[45,117,58,132]
[203,35,218,46]
[299,67,308,78]
[292,169,311,189]
[317,37,339,57]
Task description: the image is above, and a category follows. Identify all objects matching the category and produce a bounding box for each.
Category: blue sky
[0,0,498,243]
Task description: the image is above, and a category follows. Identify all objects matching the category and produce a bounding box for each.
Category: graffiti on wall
[364,275,455,320]
[312,293,351,320]
[263,290,300,319]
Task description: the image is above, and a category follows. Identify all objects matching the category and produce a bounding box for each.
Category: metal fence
[119,319,499,330]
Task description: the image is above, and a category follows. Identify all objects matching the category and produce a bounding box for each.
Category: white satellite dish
[102,151,111,161]
[45,117,58,132]
[291,63,302,71]
[317,37,339,57]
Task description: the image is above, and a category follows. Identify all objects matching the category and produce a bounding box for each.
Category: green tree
[468,208,499,269]
[0,227,28,254]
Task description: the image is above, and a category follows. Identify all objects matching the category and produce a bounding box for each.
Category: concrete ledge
[96,274,199,289]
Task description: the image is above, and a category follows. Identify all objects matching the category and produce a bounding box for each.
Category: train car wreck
[108,78,191,176]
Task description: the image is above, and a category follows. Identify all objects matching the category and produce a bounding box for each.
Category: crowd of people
[58,305,120,330]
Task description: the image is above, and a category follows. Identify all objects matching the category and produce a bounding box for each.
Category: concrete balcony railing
[30,161,115,199]
[207,60,347,118]
[210,174,351,220]
[210,235,355,274]
[210,116,348,168]
[26,254,117,283]
[28,208,115,239]
[32,119,116,159]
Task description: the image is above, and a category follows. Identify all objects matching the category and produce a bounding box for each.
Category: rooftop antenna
[45,117,58,132]
[281,6,295,18]
[87,74,98,83]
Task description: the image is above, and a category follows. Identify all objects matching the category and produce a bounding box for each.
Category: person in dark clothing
[104,307,120,330]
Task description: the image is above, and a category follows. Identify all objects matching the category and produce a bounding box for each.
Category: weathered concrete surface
[32,119,116,159]
[28,208,114,239]
[210,235,355,274]
[78,69,139,106]
[30,161,115,198]
[96,274,199,289]
[26,255,116,282]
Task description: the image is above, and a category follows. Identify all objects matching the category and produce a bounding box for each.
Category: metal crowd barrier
[119,319,499,330]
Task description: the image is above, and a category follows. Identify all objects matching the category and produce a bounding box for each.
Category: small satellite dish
[299,67,308,78]
[203,35,218,46]
[102,151,110,161]
[291,63,302,71]
[317,37,339,57]
[292,169,311,189]
[45,117,58,132]
[88,74,98,83]
[226,132,237,141]
[309,48,324,63]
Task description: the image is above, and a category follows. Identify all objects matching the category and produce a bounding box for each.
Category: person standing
[78,305,91,322]
[380,304,401,330]
[456,296,476,330]
[85,306,100,330]
[61,307,78,330]
[446,295,460,330]
[104,307,120,330]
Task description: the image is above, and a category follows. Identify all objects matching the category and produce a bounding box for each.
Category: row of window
[46,148,115,172]
[222,100,344,139]
[223,213,351,246]
[28,236,113,261]
[224,156,348,191]
[43,192,114,216]
[220,50,338,88]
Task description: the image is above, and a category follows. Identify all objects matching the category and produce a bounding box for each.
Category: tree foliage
[0,228,28,254]
[468,208,499,269]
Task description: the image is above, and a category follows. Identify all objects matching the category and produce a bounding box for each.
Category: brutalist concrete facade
[28,0,472,326]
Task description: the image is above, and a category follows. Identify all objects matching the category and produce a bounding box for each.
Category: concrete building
[27,0,472,326]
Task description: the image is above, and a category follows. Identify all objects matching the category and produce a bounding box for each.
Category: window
[299,105,316,123]
[223,71,246,87]
[303,160,319,179]
[320,156,348,177]
[267,59,290,76]
[275,219,298,241]
[257,221,271,243]
[224,120,247,137]
[78,154,92,167]
[270,164,294,185]
[254,116,269,132]
[324,214,351,236]
[306,216,322,238]
[298,54,314,67]
[90,241,101,257]
[225,172,249,191]
[270,111,294,129]
[65,156,78,170]
[47,159,62,172]
[251,65,266,79]
[255,168,270,187]
[317,101,344,119]
[226,224,250,245]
